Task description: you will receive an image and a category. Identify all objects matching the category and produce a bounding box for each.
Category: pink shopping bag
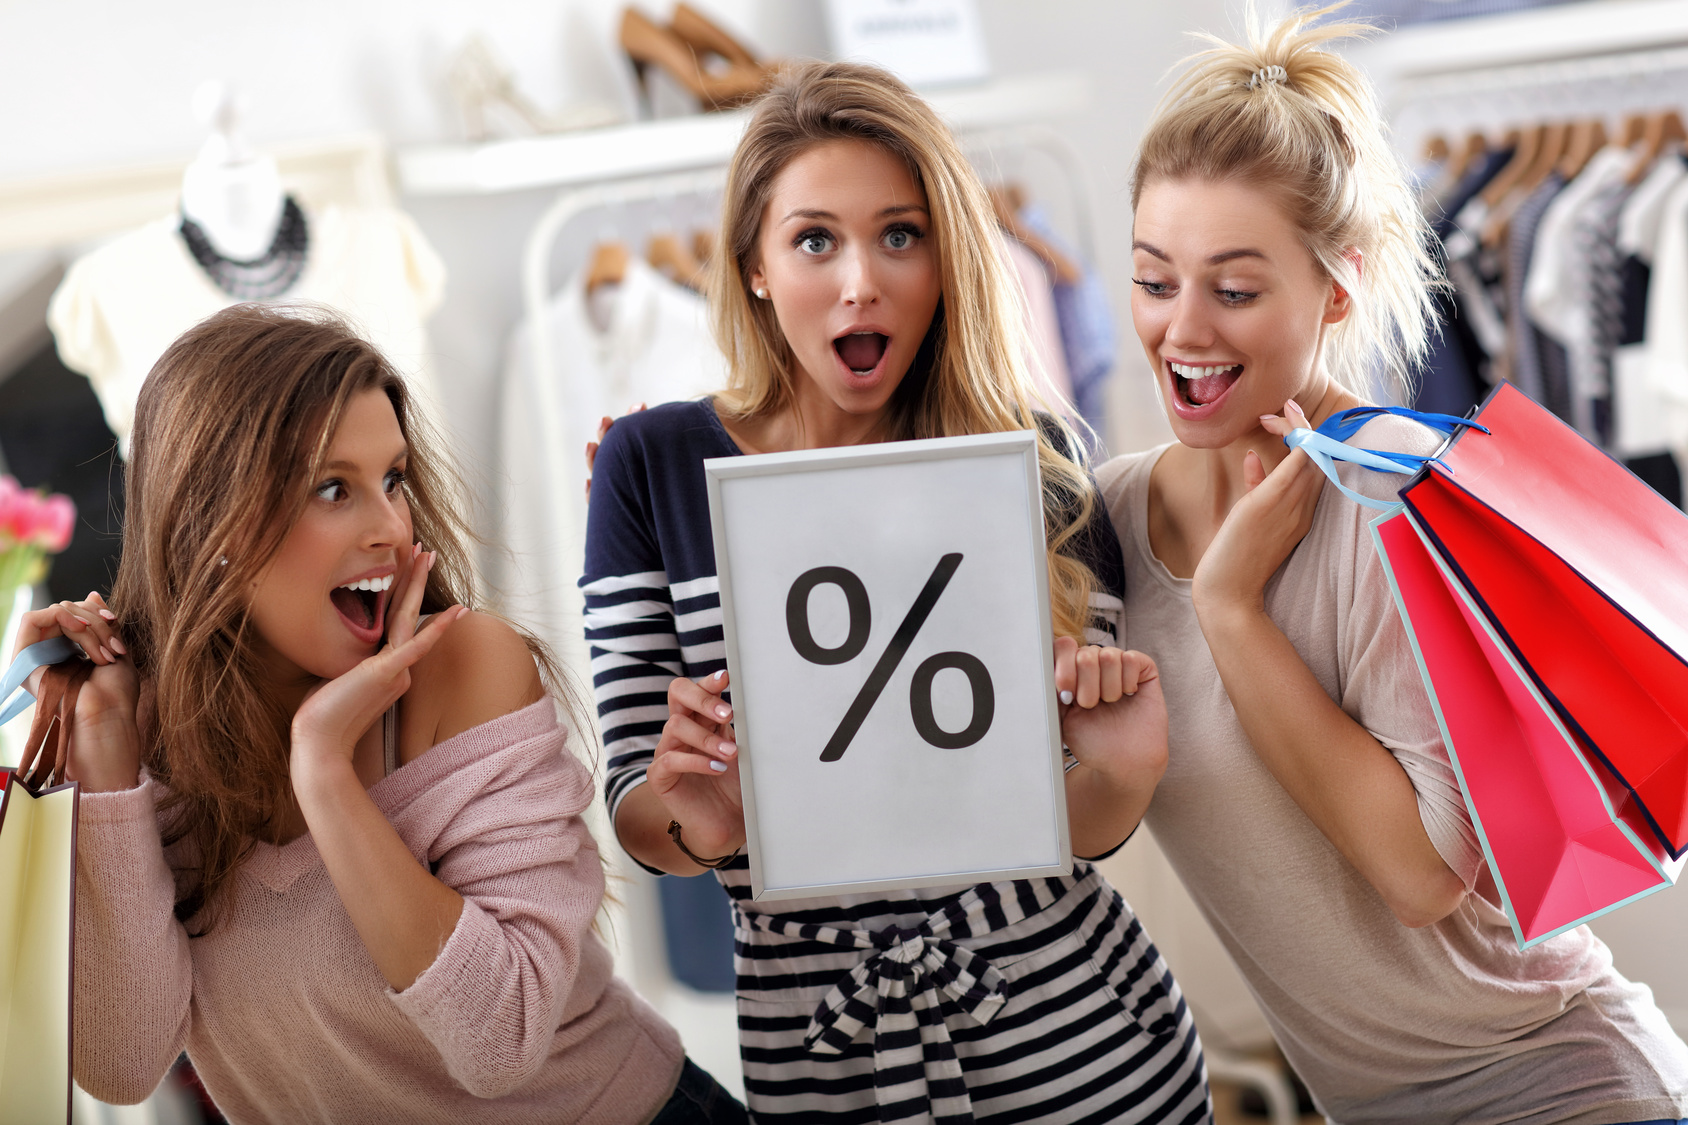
[1373,506,1683,947]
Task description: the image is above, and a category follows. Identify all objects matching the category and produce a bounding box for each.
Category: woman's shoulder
[1094,445,1170,517]
[402,610,547,762]
[598,399,733,464]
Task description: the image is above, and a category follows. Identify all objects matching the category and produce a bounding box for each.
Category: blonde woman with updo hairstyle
[12,306,749,1123]
[1098,4,1688,1120]
[583,60,1211,1123]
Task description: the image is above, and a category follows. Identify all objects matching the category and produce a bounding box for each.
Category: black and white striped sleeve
[580,425,682,825]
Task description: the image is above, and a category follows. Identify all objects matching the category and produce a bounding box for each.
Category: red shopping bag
[1398,384,1688,860]
[1374,507,1681,946]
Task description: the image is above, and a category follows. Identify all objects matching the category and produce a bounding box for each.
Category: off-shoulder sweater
[72,699,684,1125]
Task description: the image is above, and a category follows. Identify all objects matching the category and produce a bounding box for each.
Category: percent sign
[785,552,995,761]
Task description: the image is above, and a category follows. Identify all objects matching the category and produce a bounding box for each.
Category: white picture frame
[706,430,1071,901]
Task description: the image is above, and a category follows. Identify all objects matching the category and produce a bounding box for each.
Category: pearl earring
[755,287,769,299]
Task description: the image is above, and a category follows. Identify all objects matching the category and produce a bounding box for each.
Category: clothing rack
[513,164,725,682]
[962,124,1100,266]
[1391,45,1688,158]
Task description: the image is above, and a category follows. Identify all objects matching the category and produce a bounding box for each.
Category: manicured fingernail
[1260,415,1276,423]
[709,760,728,772]
[99,646,114,662]
[718,741,737,757]
[714,704,731,720]
[1059,690,1074,705]
[98,609,117,621]
[712,670,726,682]
[111,637,127,654]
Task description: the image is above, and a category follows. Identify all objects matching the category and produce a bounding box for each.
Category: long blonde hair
[710,60,1098,638]
[1133,2,1439,402]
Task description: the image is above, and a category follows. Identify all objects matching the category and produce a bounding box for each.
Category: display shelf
[1348,0,1688,86]
[395,71,1090,197]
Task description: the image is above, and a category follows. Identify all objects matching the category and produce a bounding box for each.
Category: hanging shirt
[1614,154,1688,463]
[1017,203,1116,440]
[1417,147,1514,417]
[1504,172,1567,405]
[488,256,725,650]
[998,234,1077,423]
[46,204,445,456]
[1640,172,1688,453]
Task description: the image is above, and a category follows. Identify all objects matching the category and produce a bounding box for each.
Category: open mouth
[1169,361,1243,408]
[834,331,889,377]
[330,573,393,642]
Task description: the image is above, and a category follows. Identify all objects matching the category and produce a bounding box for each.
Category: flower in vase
[0,475,75,554]
[0,476,76,597]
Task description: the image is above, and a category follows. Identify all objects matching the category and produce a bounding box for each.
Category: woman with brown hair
[8,305,744,1123]
[583,61,1210,1122]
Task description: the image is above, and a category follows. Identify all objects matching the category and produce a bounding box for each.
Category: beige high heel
[670,2,760,71]
[619,7,769,113]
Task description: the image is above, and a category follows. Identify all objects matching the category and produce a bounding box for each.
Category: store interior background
[5,1,1688,1121]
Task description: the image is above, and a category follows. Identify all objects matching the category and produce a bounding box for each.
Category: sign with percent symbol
[706,430,1071,900]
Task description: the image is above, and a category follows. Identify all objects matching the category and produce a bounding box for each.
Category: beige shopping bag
[0,659,89,1125]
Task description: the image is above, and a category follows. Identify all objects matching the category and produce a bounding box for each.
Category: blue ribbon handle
[1284,405,1490,511]
[0,636,80,727]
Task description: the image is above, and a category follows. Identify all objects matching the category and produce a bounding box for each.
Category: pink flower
[0,475,75,553]
[30,493,75,553]
[0,475,24,545]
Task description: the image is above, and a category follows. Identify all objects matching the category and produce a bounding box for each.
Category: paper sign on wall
[825,0,991,89]
[706,431,1070,901]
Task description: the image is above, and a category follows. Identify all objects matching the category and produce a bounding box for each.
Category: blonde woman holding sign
[1099,5,1688,1121]
[583,61,1211,1123]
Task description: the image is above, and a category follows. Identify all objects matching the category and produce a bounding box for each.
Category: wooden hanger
[647,231,705,290]
[1628,109,1687,185]
[1556,118,1608,181]
[1620,112,1650,148]
[989,183,1080,285]
[1479,124,1544,207]
[691,228,716,268]
[1448,131,1488,181]
[586,240,629,293]
[1481,123,1569,248]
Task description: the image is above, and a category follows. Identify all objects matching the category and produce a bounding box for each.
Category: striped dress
[582,401,1211,1124]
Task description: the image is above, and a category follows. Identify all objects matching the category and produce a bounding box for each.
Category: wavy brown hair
[112,304,541,931]
[709,60,1099,639]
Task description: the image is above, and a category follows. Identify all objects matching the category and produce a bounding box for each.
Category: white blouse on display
[46,203,447,454]
[489,255,725,646]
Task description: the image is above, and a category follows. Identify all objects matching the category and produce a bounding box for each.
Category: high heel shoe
[619,7,769,113]
[448,33,621,141]
[669,2,759,71]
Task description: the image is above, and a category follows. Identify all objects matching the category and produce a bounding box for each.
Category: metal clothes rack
[1390,45,1688,158]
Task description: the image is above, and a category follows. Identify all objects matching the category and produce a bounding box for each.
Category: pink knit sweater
[73,700,684,1124]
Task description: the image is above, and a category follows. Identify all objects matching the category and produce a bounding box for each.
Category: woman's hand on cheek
[1191,399,1325,620]
[289,544,466,788]
[1054,636,1168,787]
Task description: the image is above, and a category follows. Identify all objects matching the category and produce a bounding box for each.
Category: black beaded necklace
[179,196,309,300]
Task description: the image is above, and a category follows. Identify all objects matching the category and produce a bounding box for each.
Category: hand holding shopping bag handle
[4,590,143,793]
[17,660,94,790]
